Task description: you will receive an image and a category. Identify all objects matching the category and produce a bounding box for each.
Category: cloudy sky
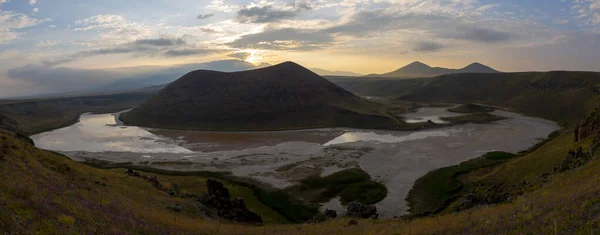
[1,0,600,97]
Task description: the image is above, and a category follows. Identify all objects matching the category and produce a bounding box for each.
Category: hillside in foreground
[121,62,399,131]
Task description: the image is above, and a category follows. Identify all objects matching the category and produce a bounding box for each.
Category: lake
[31,107,560,217]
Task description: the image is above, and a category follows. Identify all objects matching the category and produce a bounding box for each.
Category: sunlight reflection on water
[31,113,192,154]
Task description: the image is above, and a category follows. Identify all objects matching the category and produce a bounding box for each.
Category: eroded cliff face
[0,114,19,133]
[559,107,600,174]
[575,107,600,145]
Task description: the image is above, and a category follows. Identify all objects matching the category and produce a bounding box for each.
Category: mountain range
[368,61,499,78]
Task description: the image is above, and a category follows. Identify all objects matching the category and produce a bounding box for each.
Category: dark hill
[332,71,600,124]
[121,62,398,131]
[373,61,499,78]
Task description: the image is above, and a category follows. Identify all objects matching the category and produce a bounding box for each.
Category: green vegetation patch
[407,151,517,216]
[441,113,507,124]
[448,104,495,113]
[289,168,388,205]
[253,190,319,223]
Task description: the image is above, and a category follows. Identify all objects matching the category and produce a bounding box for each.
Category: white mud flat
[31,108,560,217]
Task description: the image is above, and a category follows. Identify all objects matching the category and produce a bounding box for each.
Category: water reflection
[324,130,452,146]
[31,113,192,153]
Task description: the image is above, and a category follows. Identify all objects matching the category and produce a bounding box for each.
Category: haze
[1,0,600,97]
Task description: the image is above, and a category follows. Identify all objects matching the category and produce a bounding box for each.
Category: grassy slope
[407,152,517,215]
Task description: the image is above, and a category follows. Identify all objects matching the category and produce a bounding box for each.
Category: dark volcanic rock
[346,201,378,219]
[575,107,600,142]
[200,179,231,209]
[308,209,338,224]
[554,147,593,173]
[199,179,262,224]
[324,209,337,219]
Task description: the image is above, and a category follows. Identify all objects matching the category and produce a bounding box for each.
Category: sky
[1,0,600,97]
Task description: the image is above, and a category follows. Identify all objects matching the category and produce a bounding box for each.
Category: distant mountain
[121,62,398,131]
[310,68,362,77]
[99,60,258,92]
[371,61,499,78]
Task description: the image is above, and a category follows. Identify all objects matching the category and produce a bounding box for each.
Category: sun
[242,49,264,64]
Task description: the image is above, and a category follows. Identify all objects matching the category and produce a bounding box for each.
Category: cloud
[34,36,217,66]
[5,60,259,95]
[228,28,333,50]
[227,52,251,60]
[163,48,214,57]
[439,25,512,43]
[0,11,51,43]
[413,41,444,52]
[236,3,312,23]
[33,8,39,13]
[134,38,186,47]
[7,64,119,93]
[29,0,37,6]
[197,14,214,20]
[74,15,154,44]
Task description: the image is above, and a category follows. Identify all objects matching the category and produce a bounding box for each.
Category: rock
[348,219,358,226]
[346,201,378,219]
[554,147,592,173]
[324,209,337,219]
[133,172,140,177]
[199,179,262,224]
[0,114,19,133]
[460,194,479,210]
[308,213,328,224]
[148,175,161,189]
[126,168,134,174]
[308,209,337,224]
[200,179,231,209]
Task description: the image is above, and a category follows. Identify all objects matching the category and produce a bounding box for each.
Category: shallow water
[32,113,191,154]
[31,107,560,217]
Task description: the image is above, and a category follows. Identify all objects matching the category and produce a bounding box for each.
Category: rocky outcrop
[346,201,378,219]
[0,114,19,133]
[324,209,337,219]
[200,179,263,224]
[307,209,338,224]
[575,107,600,142]
[124,170,262,224]
[554,147,594,173]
